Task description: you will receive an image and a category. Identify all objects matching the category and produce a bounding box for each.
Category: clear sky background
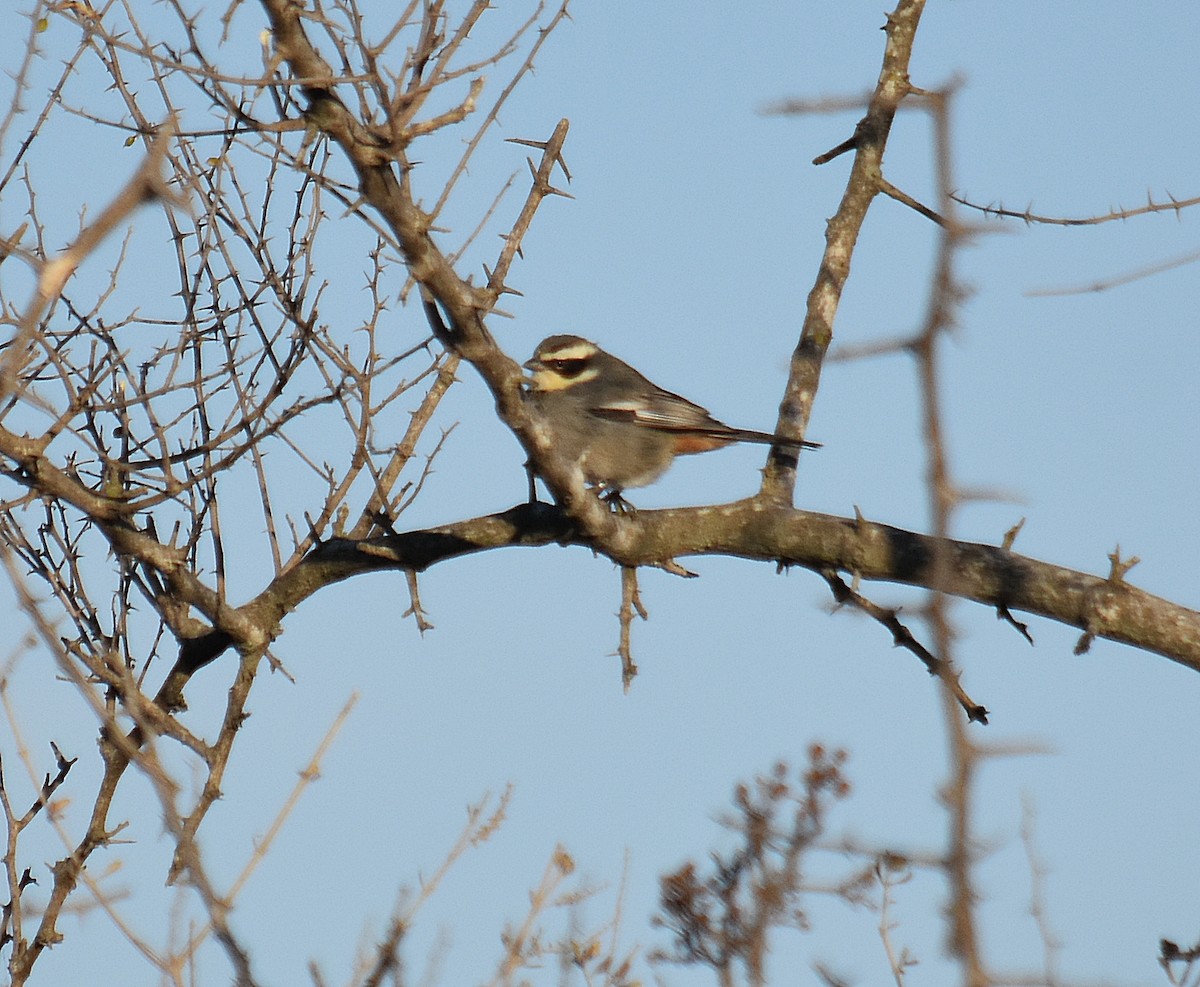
[1,3,1198,985]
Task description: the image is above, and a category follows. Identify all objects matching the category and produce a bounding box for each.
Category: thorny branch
[1,2,576,981]
[888,77,987,984]
[617,566,646,692]
[822,568,988,723]
[758,0,926,505]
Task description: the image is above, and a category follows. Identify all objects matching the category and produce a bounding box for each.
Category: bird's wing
[591,391,820,448]
[590,389,741,435]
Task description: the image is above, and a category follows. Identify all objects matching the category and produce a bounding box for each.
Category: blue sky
[1,3,1198,985]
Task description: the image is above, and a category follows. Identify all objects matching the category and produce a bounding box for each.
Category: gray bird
[523,334,819,496]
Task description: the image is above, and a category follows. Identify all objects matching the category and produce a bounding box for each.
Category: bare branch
[617,566,646,692]
[759,0,928,504]
[952,188,1200,226]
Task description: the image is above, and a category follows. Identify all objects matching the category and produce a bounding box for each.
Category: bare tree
[0,1,1196,984]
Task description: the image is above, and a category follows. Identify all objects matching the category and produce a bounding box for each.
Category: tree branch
[760,0,928,504]
[159,501,1200,688]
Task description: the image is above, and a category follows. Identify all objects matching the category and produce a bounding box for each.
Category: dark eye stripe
[548,357,590,378]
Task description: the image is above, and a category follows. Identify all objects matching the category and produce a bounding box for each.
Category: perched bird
[523,334,819,497]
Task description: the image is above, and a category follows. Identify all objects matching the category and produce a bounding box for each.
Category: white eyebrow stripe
[540,342,597,361]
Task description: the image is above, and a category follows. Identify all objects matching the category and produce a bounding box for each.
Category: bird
[522,334,819,500]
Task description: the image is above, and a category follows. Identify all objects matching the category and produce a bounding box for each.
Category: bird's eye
[548,358,589,378]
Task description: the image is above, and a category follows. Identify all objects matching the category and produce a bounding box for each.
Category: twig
[175,694,359,968]
[1019,796,1062,986]
[617,566,646,692]
[402,569,434,634]
[952,188,1200,227]
[486,845,577,987]
[1027,246,1200,297]
[875,857,915,987]
[822,569,988,724]
[1,124,182,403]
[361,787,513,987]
[487,118,572,299]
[758,0,926,504]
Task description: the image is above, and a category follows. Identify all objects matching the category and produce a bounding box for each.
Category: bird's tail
[724,427,821,450]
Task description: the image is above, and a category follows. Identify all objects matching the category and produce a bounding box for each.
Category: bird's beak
[520,357,538,394]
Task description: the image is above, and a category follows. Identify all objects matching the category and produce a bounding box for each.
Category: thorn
[967,705,990,725]
[506,136,551,150]
[1000,517,1025,551]
[996,605,1033,645]
[554,152,572,183]
[813,131,859,166]
[655,558,698,579]
[1106,546,1140,583]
